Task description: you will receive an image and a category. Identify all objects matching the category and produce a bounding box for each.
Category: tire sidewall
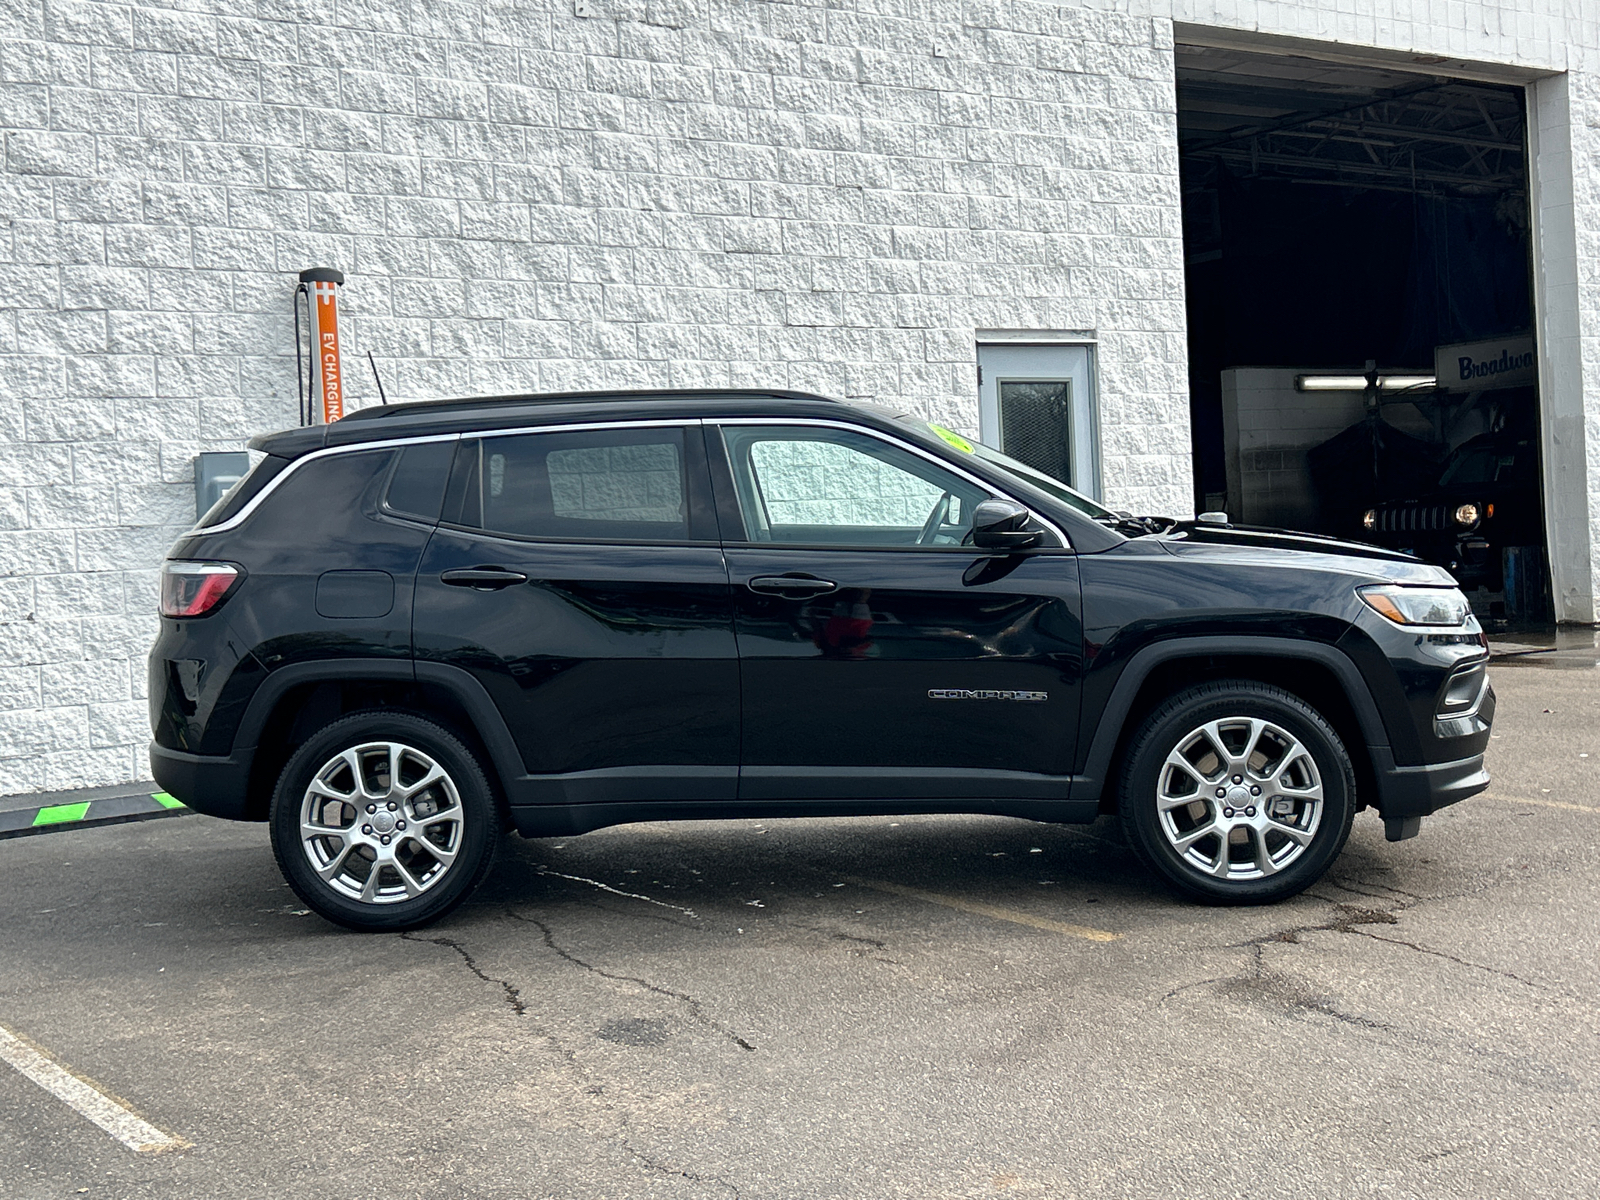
[269,711,498,931]
[1120,685,1355,904]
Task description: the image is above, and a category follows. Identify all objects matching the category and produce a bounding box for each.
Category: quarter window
[721,426,990,547]
[445,427,690,542]
[383,441,455,522]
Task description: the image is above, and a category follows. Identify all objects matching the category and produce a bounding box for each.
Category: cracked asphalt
[1,656,1597,1200]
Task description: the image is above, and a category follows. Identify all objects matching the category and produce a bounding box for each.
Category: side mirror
[970,498,1042,550]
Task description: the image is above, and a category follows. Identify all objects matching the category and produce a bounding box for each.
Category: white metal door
[977,343,1099,500]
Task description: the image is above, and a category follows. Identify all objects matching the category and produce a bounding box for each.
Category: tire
[1117,681,1356,905]
[269,710,499,932]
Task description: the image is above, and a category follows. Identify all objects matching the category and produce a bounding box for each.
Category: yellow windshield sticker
[929,424,974,453]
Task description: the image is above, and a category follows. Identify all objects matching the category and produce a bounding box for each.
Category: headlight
[1358,584,1471,627]
[1453,503,1480,526]
[1361,509,1377,530]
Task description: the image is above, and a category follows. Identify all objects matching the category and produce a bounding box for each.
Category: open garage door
[1177,44,1549,625]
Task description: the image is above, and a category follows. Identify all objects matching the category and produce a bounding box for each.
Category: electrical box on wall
[195,451,251,520]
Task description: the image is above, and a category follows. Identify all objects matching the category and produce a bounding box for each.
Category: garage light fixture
[1295,374,1436,392]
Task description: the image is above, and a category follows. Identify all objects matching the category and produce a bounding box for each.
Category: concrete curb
[0,783,190,841]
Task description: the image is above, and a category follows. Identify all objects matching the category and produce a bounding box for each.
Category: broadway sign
[1434,334,1536,392]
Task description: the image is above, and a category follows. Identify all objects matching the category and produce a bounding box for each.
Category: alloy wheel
[1155,716,1324,882]
[297,741,465,905]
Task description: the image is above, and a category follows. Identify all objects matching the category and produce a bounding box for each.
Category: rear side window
[383,441,455,522]
[217,450,395,547]
[195,453,292,528]
[444,427,691,542]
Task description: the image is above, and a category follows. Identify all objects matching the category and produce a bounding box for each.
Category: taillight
[161,561,242,618]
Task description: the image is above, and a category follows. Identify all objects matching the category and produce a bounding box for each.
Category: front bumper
[1369,746,1489,841]
[1372,747,1490,818]
[149,742,256,821]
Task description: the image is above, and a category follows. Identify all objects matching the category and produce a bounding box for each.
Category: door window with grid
[977,342,1099,500]
[720,426,989,547]
[998,381,1073,487]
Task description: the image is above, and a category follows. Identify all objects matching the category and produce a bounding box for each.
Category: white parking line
[1487,792,1600,814]
[844,877,1122,941]
[0,1024,186,1153]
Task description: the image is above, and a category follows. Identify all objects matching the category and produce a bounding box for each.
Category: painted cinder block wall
[0,0,1596,795]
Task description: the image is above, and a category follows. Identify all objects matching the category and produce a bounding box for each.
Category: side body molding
[223,657,744,827]
[232,658,414,752]
[408,665,745,820]
[1073,635,1390,804]
[225,659,530,819]
[158,657,417,821]
[411,661,534,807]
[222,640,1391,832]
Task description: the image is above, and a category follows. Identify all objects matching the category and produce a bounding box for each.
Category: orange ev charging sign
[298,267,346,423]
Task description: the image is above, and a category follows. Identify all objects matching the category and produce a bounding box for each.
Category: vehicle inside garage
[1176,44,1548,623]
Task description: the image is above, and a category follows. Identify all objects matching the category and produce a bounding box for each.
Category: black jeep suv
[1360,429,1542,593]
[150,390,1493,931]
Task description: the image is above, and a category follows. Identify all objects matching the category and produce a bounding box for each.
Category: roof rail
[338,387,840,421]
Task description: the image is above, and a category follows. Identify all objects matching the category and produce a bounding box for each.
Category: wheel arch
[235,660,525,824]
[1080,638,1386,815]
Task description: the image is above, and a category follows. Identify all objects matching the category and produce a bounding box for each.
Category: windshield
[1439,447,1515,487]
[895,417,1116,520]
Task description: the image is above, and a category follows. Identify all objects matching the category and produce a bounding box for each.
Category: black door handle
[747,574,838,597]
[440,567,528,590]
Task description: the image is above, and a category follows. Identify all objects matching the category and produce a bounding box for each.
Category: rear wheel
[269,711,498,931]
[1118,682,1356,904]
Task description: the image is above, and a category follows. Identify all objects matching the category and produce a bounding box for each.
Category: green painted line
[32,802,90,827]
[150,792,184,810]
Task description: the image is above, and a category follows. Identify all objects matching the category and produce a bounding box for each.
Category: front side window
[720,425,991,547]
[444,427,689,542]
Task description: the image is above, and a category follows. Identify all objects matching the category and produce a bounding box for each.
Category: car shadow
[463,812,1160,937]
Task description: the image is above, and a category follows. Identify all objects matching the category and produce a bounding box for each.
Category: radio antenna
[366,350,391,407]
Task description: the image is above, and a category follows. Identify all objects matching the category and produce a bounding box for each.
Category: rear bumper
[148,742,257,821]
[1371,747,1489,819]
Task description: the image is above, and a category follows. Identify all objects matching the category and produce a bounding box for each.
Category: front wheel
[269,711,499,931]
[1117,682,1356,904]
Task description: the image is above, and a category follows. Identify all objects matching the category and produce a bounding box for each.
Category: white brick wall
[0,0,1596,794]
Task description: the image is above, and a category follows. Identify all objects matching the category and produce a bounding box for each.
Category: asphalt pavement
[0,651,1596,1199]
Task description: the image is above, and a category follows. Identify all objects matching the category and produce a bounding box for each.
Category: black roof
[338,387,839,422]
[251,388,845,458]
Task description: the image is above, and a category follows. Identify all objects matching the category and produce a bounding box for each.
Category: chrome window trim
[712,416,1072,549]
[480,418,700,437]
[186,415,1071,549]
[188,419,699,537]
[192,432,464,534]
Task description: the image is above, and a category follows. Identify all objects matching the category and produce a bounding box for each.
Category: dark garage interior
[1176,45,1548,621]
